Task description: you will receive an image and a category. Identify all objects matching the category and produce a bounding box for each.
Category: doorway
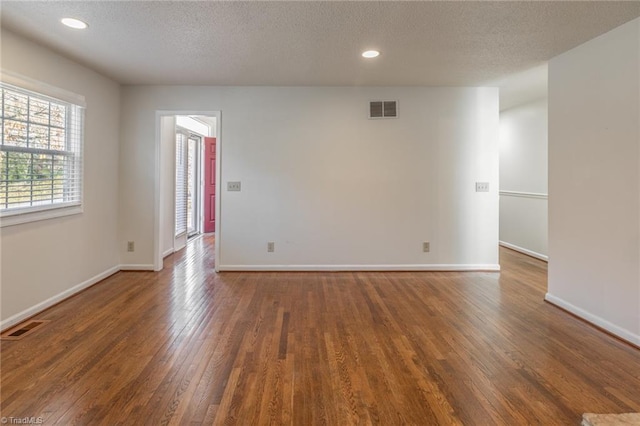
[155,111,221,272]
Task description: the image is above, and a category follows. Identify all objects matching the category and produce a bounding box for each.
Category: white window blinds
[175,131,187,236]
[0,83,84,217]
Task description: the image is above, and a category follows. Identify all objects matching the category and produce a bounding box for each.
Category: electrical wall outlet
[267,242,275,253]
[127,241,135,252]
[227,181,241,191]
[475,182,489,192]
[423,242,430,253]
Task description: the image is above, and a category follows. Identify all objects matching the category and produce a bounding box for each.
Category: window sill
[0,204,83,228]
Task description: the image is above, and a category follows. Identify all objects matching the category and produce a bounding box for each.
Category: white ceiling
[1,1,639,92]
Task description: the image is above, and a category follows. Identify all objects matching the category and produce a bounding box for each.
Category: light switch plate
[475,182,489,192]
[227,181,241,191]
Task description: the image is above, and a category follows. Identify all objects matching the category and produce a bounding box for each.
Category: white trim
[218,264,501,272]
[499,241,548,262]
[174,236,187,253]
[154,113,163,271]
[0,265,119,332]
[214,113,221,273]
[120,264,154,271]
[162,248,174,258]
[545,293,640,347]
[0,69,86,107]
[499,190,548,200]
[0,205,83,228]
[0,260,499,333]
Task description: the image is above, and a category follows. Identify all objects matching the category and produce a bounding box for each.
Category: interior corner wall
[499,98,548,260]
[548,17,640,345]
[160,116,176,258]
[0,30,121,327]
[119,86,499,270]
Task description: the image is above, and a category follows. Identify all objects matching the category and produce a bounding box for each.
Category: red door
[204,137,216,233]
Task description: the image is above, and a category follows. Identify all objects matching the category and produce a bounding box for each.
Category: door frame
[186,132,202,238]
[154,110,221,272]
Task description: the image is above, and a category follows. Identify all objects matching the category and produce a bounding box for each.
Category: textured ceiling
[1,1,639,87]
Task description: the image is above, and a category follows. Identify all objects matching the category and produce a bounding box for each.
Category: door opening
[156,112,219,271]
[175,116,214,247]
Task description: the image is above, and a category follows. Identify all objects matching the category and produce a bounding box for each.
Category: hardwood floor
[1,236,639,425]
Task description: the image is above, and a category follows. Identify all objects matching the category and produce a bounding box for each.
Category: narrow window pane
[7,152,30,181]
[50,103,66,128]
[0,182,5,207]
[52,155,65,202]
[33,154,53,179]
[0,151,6,207]
[3,92,28,120]
[29,98,50,125]
[0,150,6,176]
[7,152,32,208]
[7,180,31,207]
[32,184,53,203]
[50,127,65,151]
[29,124,50,149]
[3,119,27,147]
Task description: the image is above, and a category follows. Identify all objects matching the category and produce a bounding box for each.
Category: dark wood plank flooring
[1,236,639,425]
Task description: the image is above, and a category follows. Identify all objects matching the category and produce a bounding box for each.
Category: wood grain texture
[1,236,639,424]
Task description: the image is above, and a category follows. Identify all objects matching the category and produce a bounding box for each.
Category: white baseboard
[119,264,155,271]
[0,261,499,332]
[162,248,174,258]
[499,241,548,262]
[545,293,640,347]
[218,264,501,272]
[0,265,120,331]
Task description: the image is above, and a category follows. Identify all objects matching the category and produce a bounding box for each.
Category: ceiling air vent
[369,100,398,119]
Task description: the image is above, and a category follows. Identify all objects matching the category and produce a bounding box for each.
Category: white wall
[0,30,121,327]
[548,17,640,345]
[159,116,176,257]
[499,98,548,260]
[120,86,500,270]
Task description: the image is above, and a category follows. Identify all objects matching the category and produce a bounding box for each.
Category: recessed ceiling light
[61,18,88,30]
[362,50,380,59]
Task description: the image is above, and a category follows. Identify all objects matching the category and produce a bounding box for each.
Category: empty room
[1,1,639,425]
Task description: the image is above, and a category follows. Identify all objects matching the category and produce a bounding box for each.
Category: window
[175,120,207,238]
[0,78,84,226]
[175,131,187,236]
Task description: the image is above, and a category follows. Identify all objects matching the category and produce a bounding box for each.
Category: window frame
[0,71,86,228]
